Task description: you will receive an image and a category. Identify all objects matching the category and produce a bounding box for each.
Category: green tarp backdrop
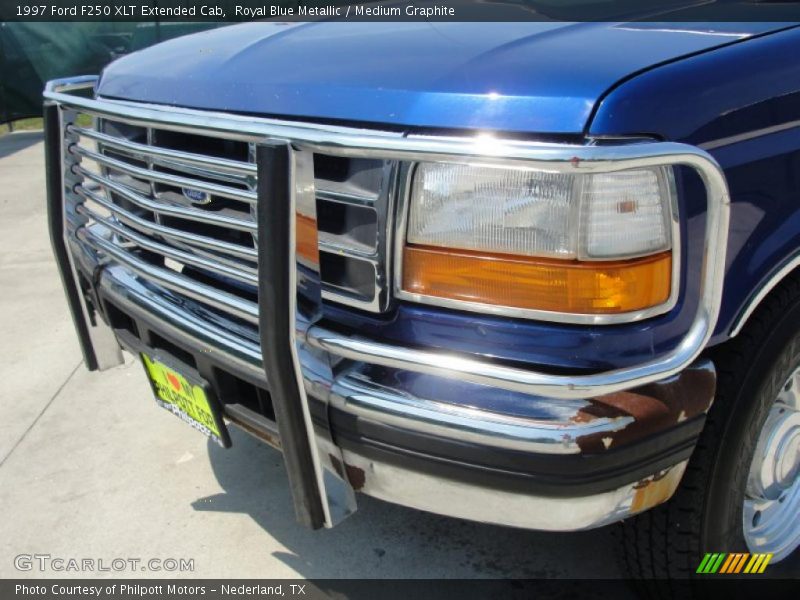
[0,22,225,123]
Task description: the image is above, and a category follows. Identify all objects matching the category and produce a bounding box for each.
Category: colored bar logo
[696,553,773,574]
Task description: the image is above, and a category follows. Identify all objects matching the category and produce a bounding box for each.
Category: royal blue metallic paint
[97,21,800,373]
[590,26,800,343]
[98,21,777,134]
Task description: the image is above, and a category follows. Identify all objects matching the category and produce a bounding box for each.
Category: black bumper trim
[331,406,704,498]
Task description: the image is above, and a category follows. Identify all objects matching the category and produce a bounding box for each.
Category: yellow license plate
[141,353,228,447]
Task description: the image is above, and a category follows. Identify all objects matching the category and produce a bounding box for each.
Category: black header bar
[3,0,800,22]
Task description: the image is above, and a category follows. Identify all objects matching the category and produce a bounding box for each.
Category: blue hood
[97,21,784,134]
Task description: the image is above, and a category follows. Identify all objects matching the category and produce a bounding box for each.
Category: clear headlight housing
[400,162,677,319]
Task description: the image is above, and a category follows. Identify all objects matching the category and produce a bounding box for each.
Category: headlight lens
[407,164,578,258]
[407,163,673,260]
[401,162,676,318]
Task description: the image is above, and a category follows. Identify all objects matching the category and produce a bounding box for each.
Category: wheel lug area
[744,370,800,560]
[774,426,800,490]
[752,511,762,527]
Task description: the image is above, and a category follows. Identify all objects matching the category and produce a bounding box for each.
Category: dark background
[0,22,224,123]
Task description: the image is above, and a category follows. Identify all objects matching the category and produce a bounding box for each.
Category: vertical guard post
[257,142,326,528]
[257,142,357,528]
[44,99,123,371]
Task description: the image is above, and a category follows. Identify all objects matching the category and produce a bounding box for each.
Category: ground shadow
[193,427,631,583]
[195,428,800,582]
[0,130,43,160]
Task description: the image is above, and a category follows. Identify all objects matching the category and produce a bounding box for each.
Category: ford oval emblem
[182,187,211,205]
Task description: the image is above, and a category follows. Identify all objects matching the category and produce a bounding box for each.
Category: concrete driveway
[0,132,624,579]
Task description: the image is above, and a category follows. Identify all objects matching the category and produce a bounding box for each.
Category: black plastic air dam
[331,408,705,497]
[256,142,326,529]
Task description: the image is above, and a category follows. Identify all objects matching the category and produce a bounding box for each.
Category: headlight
[400,162,677,319]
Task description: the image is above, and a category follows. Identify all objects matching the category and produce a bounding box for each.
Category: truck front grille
[63,109,392,338]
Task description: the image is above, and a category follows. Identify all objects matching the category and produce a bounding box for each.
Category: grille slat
[76,166,258,232]
[69,125,256,177]
[316,189,377,207]
[318,235,379,261]
[76,205,259,286]
[76,226,260,324]
[71,145,258,204]
[74,186,258,261]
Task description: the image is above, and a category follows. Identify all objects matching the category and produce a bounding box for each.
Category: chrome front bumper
[93,260,711,531]
[45,76,728,532]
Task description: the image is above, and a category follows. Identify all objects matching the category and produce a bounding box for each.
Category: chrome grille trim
[74,186,258,261]
[64,106,266,334]
[76,227,260,324]
[75,206,259,286]
[316,189,377,207]
[70,144,258,204]
[318,234,379,261]
[59,92,389,337]
[68,125,257,177]
[75,166,258,232]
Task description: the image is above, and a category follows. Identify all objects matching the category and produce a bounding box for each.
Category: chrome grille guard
[44,76,730,528]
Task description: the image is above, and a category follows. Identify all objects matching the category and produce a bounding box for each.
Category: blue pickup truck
[44,19,800,578]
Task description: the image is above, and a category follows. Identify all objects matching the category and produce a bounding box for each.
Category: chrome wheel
[743,366,800,562]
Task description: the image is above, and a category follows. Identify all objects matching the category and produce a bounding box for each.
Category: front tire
[741,363,800,562]
[618,275,800,581]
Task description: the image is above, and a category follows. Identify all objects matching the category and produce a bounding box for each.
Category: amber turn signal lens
[402,245,672,314]
[296,213,320,265]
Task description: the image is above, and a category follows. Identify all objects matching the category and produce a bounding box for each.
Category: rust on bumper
[575,359,716,453]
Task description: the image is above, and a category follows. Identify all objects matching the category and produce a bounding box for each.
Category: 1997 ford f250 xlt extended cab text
[43,18,800,578]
